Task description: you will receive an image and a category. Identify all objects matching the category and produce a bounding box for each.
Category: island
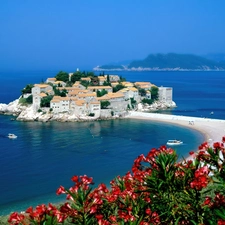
[93,53,225,71]
[0,70,176,122]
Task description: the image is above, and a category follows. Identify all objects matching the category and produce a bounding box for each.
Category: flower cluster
[8,136,225,225]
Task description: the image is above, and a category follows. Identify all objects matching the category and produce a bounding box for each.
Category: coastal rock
[138,101,176,112]
[0,99,25,115]
[0,99,177,122]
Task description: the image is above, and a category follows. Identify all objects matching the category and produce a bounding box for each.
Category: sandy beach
[127,111,225,145]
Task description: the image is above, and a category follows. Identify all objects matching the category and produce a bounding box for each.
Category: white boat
[8,133,17,139]
[166,140,183,146]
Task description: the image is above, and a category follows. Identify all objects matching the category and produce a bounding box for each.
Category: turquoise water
[0,116,204,215]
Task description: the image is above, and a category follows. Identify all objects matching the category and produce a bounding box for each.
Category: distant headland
[93,53,225,71]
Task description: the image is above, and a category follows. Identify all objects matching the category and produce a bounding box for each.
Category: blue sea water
[0,70,224,215]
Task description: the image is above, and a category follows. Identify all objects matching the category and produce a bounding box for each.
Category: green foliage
[71,71,82,83]
[86,71,95,77]
[142,98,154,105]
[107,74,110,83]
[53,87,68,97]
[97,89,108,97]
[130,97,136,105]
[55,71,69,82]
[25,95,33,104]
[100,101,110,109]
[103,81,111,86]
[120,76,126,82]
[88,113,95,117]
[138,88,146,96]
[151,86,159,100]
[80,80,90,88]
[113,83,125,92]
[19,95,33,105]
[18,97,28,105]
[111,111,114,116]
[40,95,53,107]
[21,84,34,94]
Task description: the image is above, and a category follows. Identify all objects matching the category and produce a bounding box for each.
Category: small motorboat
[166,140,183,146]
[8,133,17,139]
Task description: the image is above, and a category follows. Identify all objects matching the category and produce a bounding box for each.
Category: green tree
[130,97,136,108]
[21,84,34,94]
[55,71,69,82]
[119,75,126,82]
[53,86,68,97]
[71,71,82,83]
[100,101,110,109]
[107,74,110,83]
[26,95,33,104]
[80,80,90,88]
[103,81,111,86]
[113,84,125,92]
[97,89,108,97]
[60,89,67,97]
[138,88,147,96]
[87,71,95,77]
[40,95,53,107]
[151,86,159,100]
[142,98,154,105]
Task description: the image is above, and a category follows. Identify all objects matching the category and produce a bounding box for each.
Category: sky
[1,0,225,71]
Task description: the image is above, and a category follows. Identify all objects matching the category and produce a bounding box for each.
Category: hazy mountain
[204,53,225,63]
[94,53,225,71]
[128,53,225,70]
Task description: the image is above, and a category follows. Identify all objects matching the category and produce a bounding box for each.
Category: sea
[0,70,225,216]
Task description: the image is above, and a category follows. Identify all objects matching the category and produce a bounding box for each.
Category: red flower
[199,142,209,150]
[203,196,212,206]
[189,151,195,155]
[80,175,94,185]
[213,142,224,149]
[90,205,98,214]
[56,185,65,195]
[25,206,33,214]
[8,212,25,225]
[222,136,225,143]
[218,219,225,225]
[71,175,79,183]
[145,208,152,215]
[109,215,117,222]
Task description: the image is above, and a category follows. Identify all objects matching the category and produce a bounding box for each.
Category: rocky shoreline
[0,98,176,122]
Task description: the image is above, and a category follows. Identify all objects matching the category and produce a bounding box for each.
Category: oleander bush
[8,137,225,225]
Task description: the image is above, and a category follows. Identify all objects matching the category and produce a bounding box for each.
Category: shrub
[18,98,27,105]
[100,101,110,109]
[142,98,154,105]
[19,95,33,105]
[8,137,225,225]
[88,113,95,117]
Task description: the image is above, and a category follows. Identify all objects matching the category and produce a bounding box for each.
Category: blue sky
[1,0,225,71]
